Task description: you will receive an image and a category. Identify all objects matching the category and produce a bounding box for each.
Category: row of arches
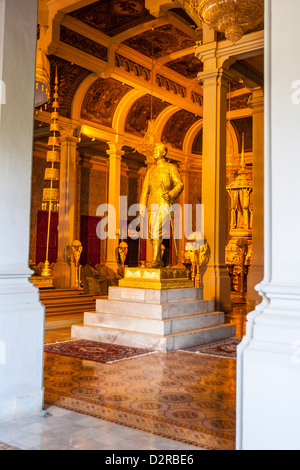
[70,74,241,159]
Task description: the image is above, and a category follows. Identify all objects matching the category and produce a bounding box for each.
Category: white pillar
[198,67,231,312]
[53,127,79,288]
[247,88,264,309]
[0,0,44,422]
[237,0,300,450]
[105,142,124,271]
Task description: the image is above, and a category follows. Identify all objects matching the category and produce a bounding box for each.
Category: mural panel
[81,78,133,127]
[161,110,200,150]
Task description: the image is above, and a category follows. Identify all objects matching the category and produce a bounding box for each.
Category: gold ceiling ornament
[35,48,51,108]
[189,0,264,44]
[41,68,61,279]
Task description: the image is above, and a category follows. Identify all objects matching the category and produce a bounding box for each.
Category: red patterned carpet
[44,339,155,364]
[183,338,241,359]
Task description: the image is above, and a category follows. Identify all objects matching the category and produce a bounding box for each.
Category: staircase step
[71,323,236,353]
[84,311,225,335]
[39,288,97,319]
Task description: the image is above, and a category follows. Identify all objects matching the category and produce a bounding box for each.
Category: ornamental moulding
[156,74,186,98]
[115,54,150,81]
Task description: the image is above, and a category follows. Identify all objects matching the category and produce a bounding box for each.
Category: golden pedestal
[119,267,194,290]
[30,275,54,289]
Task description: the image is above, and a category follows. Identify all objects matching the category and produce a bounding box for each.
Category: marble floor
[0,299,248,451]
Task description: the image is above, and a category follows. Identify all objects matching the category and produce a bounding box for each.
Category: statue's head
[153,142,168,161]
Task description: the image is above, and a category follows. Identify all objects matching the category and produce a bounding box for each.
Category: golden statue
[140,143,184,268]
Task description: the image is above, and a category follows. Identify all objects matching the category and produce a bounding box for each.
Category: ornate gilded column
[197,65,232,312]
[246,87,264,308]
[105,141,125,272]
[53,125,80,288]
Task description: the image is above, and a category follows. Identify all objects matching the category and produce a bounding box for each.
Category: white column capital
[248,87,264,112]
[198,67,232,90]
[59,125,81,143]
[106,141,125,158]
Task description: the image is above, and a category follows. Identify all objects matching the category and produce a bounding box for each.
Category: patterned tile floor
[0,300,248,451]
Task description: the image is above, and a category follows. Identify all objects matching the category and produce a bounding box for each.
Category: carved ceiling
[69,0,155,37]
[123,24,196,59]
[165,54,203,79]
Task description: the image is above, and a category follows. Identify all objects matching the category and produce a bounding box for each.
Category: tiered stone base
[71,285,236,352]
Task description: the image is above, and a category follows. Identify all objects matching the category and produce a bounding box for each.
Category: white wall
[236,0,300,450]
[0,0,44,423]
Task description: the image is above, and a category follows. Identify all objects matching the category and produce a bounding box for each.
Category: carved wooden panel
[60,26,108,61]
[165,54,203,79]
[125,94,170,137]
[161,110,200,150]
[69,0,155,37]
[123,24,196,59]
[115,54,150,81]
[48,56,91,118]
[81,78,133,128]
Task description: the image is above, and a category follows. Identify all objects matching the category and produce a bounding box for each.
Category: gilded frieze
[115,54,150,81]
[69,0,155,37]
[123,24,196,59]
[156,75,186,98]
